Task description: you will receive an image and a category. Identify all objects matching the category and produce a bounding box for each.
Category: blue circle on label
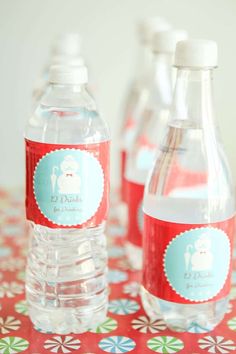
[164,227,230,302]
[34,149,104,226]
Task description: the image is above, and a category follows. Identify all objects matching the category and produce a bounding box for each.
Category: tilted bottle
[119,17,170,203]
[125,30,187,270]
[141,40,235,332]
[25,65,110,334]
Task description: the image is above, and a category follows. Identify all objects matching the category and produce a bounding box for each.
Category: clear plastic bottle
[119,17,170,204]
[141,40,235,332]
[125,30,187,270]
[25,65,110,334]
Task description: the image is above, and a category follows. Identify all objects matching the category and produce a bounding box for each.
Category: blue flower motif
[0,247,12,258]
[98,336,136,353]
[2,225,24,237]
[5,208,23,217]
[108,270,128,284]
[108,225,125,237]
[109,298,140,315]
[108,246,125,258]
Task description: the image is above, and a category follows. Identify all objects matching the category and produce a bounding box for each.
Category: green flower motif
[14,301,28,316]
[147,336,184,353]
[0,337,29,354]
[89,317,118,333]
[228,317,236,331]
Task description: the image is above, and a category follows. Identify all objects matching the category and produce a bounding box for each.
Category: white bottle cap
[152,29,188,53]
[138,17,171,44]
[52,33,82,57]
[51,55,84,67]
[174,39,218,68]
[49,65,88,85]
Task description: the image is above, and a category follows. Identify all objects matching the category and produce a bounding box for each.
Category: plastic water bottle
[32,33,83,106]
[141,40,235,332]
[119,17,170,203]
[25,65,110,334]
[125,30,187,270]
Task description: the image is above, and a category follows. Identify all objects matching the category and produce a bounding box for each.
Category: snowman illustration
[51,155,81,194]
[185,233,213,271]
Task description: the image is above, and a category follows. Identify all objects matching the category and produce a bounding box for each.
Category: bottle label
[143,214,235,304]
[25,139,109,228]
[126,180,144,246]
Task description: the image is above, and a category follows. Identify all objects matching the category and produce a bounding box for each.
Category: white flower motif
[108,269,128,284]
[0,282,24,298]
[132,315,166,333]
[0,258,25,271]
[44,336,81,353]
[123,282,140,297]
[0,316,21,334]
[198,336,236,353]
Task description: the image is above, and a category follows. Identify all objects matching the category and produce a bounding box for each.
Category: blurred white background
[0,0,235,188]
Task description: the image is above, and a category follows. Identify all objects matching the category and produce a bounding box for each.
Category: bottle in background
[141,40,235,332]
[25,65,110,334]
[125,30,188,270]
[119,17,171,205]
[32,33,83,107]
[51,33,82,58]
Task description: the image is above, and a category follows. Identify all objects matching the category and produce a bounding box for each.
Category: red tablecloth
[0,189,235,353]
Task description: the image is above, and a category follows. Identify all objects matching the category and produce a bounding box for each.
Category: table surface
[0,189,235,354]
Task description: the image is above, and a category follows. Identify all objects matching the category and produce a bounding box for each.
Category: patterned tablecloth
[0,189,236,354]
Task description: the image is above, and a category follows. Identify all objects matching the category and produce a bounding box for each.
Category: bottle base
[140,286,228,333]
[125,241,142,270]
[28,299,108,334]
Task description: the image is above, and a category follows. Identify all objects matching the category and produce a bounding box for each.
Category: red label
[126,180,144,247]
[25,139,109,228]
[143,214,235,304]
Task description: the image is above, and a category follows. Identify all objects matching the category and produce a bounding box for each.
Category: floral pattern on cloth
[0,189,235,353]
